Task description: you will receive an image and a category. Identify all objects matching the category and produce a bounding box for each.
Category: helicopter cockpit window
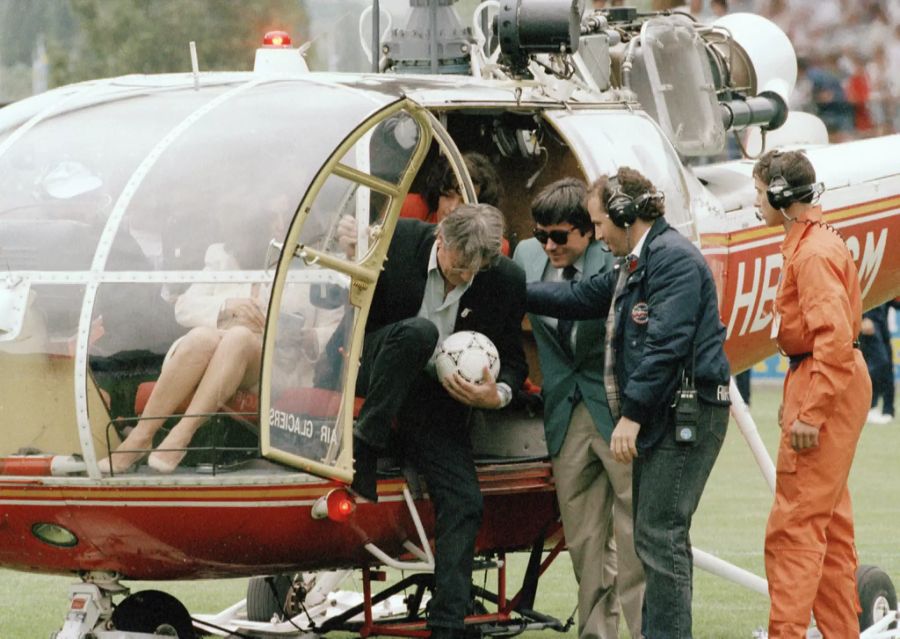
[262,108,427,478]
[0,76,402,471]
[0,83,233,459]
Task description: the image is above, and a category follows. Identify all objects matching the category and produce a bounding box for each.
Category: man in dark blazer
[351,203,527,639]
[513,178,643,639]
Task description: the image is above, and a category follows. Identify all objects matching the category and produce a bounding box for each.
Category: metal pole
[729,376,776,493]
[429,0,439,74]
[372,0,381,72]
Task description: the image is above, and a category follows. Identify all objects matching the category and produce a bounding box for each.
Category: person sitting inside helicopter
[400,151,510,256]
[98,237,268,473]
[99,202,334,474]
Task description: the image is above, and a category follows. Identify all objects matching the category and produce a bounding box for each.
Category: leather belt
[788,340,859,371]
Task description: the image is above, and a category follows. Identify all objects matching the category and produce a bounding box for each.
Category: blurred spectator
[806,54,854,141]
[890,24,900,132]
[860,302,895,424]
[866,46,895,136]
[587,0,893,142]
[844,51,873,134]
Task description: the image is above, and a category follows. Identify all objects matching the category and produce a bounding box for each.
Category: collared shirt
[541,253,586,348]
[627,225,650,262]
[417,242,474,374]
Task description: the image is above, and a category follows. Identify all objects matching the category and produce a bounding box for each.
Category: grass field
[1,385,898,638]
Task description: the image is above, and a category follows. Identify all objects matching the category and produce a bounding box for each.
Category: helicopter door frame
[259,100,471,481]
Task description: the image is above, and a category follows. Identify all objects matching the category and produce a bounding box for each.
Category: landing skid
[194,486,570,637]
[192,554,569,638]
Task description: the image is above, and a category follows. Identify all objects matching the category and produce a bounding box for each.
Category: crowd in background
[690,0,900,141]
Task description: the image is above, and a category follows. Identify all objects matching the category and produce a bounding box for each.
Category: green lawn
[2,385,898,638]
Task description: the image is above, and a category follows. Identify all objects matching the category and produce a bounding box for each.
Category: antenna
[189,41,199,91]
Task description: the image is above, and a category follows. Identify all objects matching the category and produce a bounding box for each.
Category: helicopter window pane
[545,110,695,238]
[267,260,352,465]
[338,111,421,185]
[0,284,115,458]
[108,81,394,275]
[88,272,276,472]
[0,84,234,271]
[1,283,83,356]
[302,173,391,263]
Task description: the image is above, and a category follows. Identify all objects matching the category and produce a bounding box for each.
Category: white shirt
[628,226,651,262]
[417,242,473,374]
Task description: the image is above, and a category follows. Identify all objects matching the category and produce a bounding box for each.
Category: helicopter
[0,0,898,637]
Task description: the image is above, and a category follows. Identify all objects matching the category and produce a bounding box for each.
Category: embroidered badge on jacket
[631,302,649,325]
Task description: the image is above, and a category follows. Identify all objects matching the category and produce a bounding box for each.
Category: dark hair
[752,150,817,203]
[531,177,592,232]
[587,166,665,221]
[421,151,502,214]
[422,155,458,215]
[464,152,503,208]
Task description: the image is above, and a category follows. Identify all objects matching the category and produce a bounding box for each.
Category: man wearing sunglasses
[513,178,643,639]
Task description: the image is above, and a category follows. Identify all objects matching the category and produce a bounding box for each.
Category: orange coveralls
[766,207,872,638]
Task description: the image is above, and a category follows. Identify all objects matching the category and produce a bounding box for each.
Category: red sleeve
[399,193,431,221]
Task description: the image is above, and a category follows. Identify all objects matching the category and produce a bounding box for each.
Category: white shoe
[867,408,892,424]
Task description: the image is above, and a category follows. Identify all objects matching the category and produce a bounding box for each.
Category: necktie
[603,257,631,421]
[557,265,578,358]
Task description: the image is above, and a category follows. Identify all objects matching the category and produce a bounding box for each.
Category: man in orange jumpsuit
[753,150,872,638]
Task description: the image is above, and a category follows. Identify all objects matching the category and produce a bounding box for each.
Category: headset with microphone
[605,175,665,228]
[766,152,825,214]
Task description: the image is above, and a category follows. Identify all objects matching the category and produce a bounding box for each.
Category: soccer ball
[435,331,501,385]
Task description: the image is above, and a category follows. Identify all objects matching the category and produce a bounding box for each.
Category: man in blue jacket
[527,167,730,639]
[513,178,643,639]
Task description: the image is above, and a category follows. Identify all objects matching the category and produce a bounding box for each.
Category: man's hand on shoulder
[442,367,503,409]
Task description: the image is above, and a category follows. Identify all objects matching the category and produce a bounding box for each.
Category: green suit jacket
[513,238,615,455]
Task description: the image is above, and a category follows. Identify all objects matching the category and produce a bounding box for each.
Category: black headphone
[606,175,664,228]
[766,152,825,209]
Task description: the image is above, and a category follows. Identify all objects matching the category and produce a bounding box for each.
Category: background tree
[51,0,308,85]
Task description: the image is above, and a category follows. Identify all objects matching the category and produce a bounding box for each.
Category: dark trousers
[633,401,729,639]
[354,317,439,450]
[861,332,894,416]
[734,369,752,406]
[356,317,483,630]
[880,320,895,417]
[400,378,484,630]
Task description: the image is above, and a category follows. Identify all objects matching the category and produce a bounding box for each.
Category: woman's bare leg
[149,326,262,472]
[99,327,222,473]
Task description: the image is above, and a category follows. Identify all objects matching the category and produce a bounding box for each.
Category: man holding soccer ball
[349,203,527,639]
